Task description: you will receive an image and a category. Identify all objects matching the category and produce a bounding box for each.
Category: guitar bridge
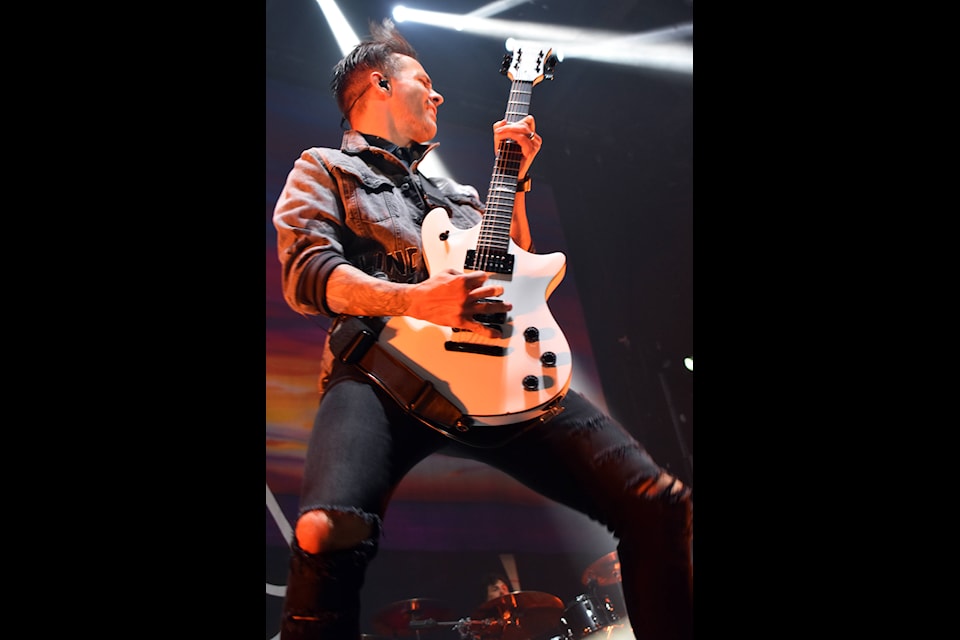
[472,298,507,325]
[444,341,506,356]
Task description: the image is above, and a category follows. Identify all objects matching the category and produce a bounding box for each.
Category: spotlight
[392,5,689,74]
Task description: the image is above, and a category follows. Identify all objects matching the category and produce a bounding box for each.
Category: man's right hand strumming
[326,265,511,339]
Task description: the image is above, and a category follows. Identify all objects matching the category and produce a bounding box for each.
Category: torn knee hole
[635,473,687,499]
[295,509,373,554]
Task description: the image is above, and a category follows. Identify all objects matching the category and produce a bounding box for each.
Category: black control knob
[522,375,539,391]
[540,351,557,367]
[523,327,540,343]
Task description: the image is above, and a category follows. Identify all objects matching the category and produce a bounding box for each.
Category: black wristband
[516,175,532,192]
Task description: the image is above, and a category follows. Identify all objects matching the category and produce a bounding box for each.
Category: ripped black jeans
[280,376,693,640]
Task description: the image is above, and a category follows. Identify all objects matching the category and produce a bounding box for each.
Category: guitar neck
[480,79,534,254]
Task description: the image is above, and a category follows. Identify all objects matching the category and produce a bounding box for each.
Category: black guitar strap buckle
[339,328,376,365]
[329,315,382,365]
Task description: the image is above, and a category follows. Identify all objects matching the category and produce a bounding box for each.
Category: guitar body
[380,207,573,427]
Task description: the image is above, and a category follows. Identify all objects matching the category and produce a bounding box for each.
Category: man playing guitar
[272,18,693,640]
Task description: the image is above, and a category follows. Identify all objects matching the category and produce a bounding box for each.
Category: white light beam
[391,8,691,74]
[467,0,531,18]
[315,0,361,55]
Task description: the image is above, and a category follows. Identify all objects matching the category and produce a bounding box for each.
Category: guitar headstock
[500,39,561,85]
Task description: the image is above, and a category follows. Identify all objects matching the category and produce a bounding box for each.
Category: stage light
[314,0,361,54]
[683,357,693,372]
[395,0,528,23]
[466,0,530,19]
[390,5,691,74]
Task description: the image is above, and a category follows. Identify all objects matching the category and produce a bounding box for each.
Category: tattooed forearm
[325,264,412,316]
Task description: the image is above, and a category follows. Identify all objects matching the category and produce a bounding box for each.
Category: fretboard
[477,79,534,257]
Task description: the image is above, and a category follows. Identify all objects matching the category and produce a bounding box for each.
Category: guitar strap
[328,315,541,447]
[329,315,472,433]
[417,173,453,212]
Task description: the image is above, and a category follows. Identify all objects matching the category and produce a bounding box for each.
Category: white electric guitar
[378,42,570,438]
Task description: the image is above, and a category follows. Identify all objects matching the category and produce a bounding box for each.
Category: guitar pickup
[471,298,507,325]
[464,249,514,275]
[453,323,503,336]
[473,312,507,324]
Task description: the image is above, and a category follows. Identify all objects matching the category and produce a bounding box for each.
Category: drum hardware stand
[584,578,618,620]
[409,617,502,639]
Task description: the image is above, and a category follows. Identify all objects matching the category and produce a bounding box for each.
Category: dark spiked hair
[481,572,513,600]
[331,18,419,119]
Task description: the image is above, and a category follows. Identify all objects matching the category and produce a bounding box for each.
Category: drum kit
[367,552,630,640]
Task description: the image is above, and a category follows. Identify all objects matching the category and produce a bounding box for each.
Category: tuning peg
[544,52,562,79]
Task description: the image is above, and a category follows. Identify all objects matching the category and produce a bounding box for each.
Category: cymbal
[472,591,564,640]
[582,551,622,586]
[372,598,455,636]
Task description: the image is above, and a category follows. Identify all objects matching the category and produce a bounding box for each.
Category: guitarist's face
[388,54,444,146]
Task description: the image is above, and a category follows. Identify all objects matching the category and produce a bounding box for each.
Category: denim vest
[314,139,484,286]
[273,131,487,392]
[274,130,485,317]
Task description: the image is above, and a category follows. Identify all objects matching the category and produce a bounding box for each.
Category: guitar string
[477,80,532,271]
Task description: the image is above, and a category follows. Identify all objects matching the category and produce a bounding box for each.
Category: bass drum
[558,593,619,639]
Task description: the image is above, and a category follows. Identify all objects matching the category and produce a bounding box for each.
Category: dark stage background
[266,1,692,637]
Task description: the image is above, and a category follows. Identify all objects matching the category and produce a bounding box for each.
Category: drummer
[482,572,513,602]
